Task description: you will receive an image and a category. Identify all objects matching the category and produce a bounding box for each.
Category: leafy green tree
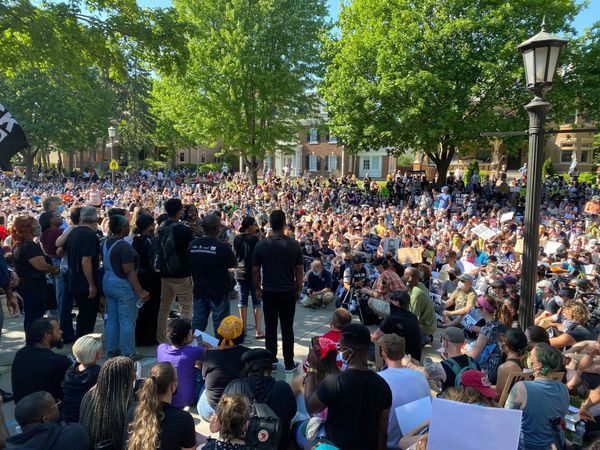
[154,0,330,184]
[568,21,600,123]
[321,0,580,184]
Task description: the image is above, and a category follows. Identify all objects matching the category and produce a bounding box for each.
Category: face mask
[526,357,535,371]
[562,319,575,332]
[313,270,322,277]
[338,349,353,365]
[57,205,65,214]
[457,281,465,290]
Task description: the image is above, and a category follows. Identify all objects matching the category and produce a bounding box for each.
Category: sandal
[255,331,266,339]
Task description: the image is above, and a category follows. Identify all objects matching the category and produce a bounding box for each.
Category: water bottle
[136,298,145,309]
[572,420,586,449]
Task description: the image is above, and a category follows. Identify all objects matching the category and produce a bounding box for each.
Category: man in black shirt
[305,323,392,450]
[64,206,100,337]
[156,198,194,343]
[370,290,423,361]
[253,210,304,372]
[12,318,71,403]
[189,214,237,336]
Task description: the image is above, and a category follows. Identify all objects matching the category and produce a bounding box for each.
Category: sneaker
[284,362,300,373]
[0,388,14,403]
[272,363,279,371]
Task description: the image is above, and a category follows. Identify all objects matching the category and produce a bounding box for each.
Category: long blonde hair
[126,362,176,450]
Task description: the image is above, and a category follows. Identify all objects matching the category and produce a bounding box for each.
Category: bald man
[188,213,237,336]
[7,391,89,449]
[403,267,437,339]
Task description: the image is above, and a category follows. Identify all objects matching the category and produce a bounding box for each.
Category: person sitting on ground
[441,274,477,328]
[402,267,437,342]
[495,328,527,400]
[371,290,423,361]
[321,308,352,344]
[61,334,102,423]
[198,316,250,422]
[6,391,89,450]
[79,356,135,450]
[305,323,392,450]
[11,318,71,404]
[402,327,480,392]
[301,260,335,309]
[157,318,206,409]
[223,349,296,450]
[441,370,498,408]
[204,394,252,450]
[542,301,596,349]
[363,257,406,319]
[124,362,197,450]
[525,325,550,346]
[505,342,569,450]
[377,334,431,450]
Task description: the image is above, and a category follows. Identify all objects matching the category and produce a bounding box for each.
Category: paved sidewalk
[0,298,441,442]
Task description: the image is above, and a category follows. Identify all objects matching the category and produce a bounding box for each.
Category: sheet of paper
[397,247,423,264]
[395,396,432,436]
[426,398,522,450]
[545,241,563,255]
[500,212,514,223]
[194,329,219,347]
[471,224,498,241]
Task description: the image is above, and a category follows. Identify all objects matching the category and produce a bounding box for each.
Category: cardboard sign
[427,398,522,450]
[397,247,423,264]
[471,224,498,241]
[500,212,514,223]
[514,239,524,254]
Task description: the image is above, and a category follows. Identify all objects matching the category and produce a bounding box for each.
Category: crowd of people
[0,163,599,450]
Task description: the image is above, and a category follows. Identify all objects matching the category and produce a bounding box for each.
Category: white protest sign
[545,241,563,255]
[500,211,514,223]
[427,398,522,450]
[471,224,498,241]
[194,329,219,347]
[395,396,432,436]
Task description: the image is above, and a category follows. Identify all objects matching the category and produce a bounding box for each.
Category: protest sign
[471,224,498,241]
[396,397,432,436]
[500,212,514,223]
[397,247,423,264]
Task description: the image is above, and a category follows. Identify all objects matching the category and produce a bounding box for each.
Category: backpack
[241,379,282,450]
[153,221,181,275]
[445,356,478,388]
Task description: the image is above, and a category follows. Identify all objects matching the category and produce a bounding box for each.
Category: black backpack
[241,379,282,450]
[153,221,181,275]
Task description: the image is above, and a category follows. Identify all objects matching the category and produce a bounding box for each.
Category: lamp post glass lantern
[517,20,567,330]
[108,126,118,186]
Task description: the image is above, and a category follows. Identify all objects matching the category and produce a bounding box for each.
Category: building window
[309,155,318,171]
[201,154,206,163]
[561,151,572,163]
[179,152,185,162]
[581,151,590,163]
[329,135,337,144]
[309,128,318,144]
[264,157,272,170]
[328,155,338,171]
[362,158,371,171]
[560,143,574,149]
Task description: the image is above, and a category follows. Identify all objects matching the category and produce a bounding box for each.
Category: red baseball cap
[459,370,497,398]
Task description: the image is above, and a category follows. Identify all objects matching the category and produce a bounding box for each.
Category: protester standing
[253,210,304,372]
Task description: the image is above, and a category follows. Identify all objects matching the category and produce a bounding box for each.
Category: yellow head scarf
[217,316,243,348]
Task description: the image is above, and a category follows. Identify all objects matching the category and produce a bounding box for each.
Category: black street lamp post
[517,20,567,330]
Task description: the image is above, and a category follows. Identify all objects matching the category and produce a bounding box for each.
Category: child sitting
[203,394,252,450]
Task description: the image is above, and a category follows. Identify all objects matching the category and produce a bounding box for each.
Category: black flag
[0,103,28,170]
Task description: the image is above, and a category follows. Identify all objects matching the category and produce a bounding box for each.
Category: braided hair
[241,358,271,403]
[79,356,134,449]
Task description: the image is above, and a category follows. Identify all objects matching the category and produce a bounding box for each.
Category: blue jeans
[104,274,138,356]
[237,280,261,308]
[52,259,63,314]
[197,388,214,421]
[59,270,75,342]
[192,294,231,336]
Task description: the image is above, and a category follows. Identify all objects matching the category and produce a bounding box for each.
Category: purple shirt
[157,344,205,408]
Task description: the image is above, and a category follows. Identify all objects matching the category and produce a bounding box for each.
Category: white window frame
[328,155,338,171]
[309,155,318,172]
[329,135,338,144]
[560,151,571,163]
[309,128,318,144]
[362,158,371,171]
[581,150,590,163]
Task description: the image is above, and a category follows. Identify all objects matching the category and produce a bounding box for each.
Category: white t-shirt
[378,367,431,448]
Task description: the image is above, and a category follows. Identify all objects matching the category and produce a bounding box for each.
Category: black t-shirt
[124,402,196,450]
[233,233,259,281]
[160,220,193,278]
[203,346,250,408]
[316,369,392,450]
[13,240,46,287]
[441,355,481,391]
[567,325,597,343]
[104,238,138,279]
[65,226,100,295]
[253,235,303,293]
[12,346,72,403]
[62,363,101,423]
[188,236,237,298]
[379,309,423,361]
[132,235,154,274]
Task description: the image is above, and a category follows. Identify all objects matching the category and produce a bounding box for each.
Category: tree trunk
[22,147,37,180]
[245,156,259,185]
[68,151,74,172]
[427,142,455,186]
[99,138,107,171]
[79,149,85,170]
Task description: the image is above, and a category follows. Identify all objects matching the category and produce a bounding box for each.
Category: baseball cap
[459,370,497,398]
[241,348,272,364]
[537,280,554,290]
[458,273,474,283]
[490,279,507,289]
[372,256,386,266]
[441,327,465,344]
